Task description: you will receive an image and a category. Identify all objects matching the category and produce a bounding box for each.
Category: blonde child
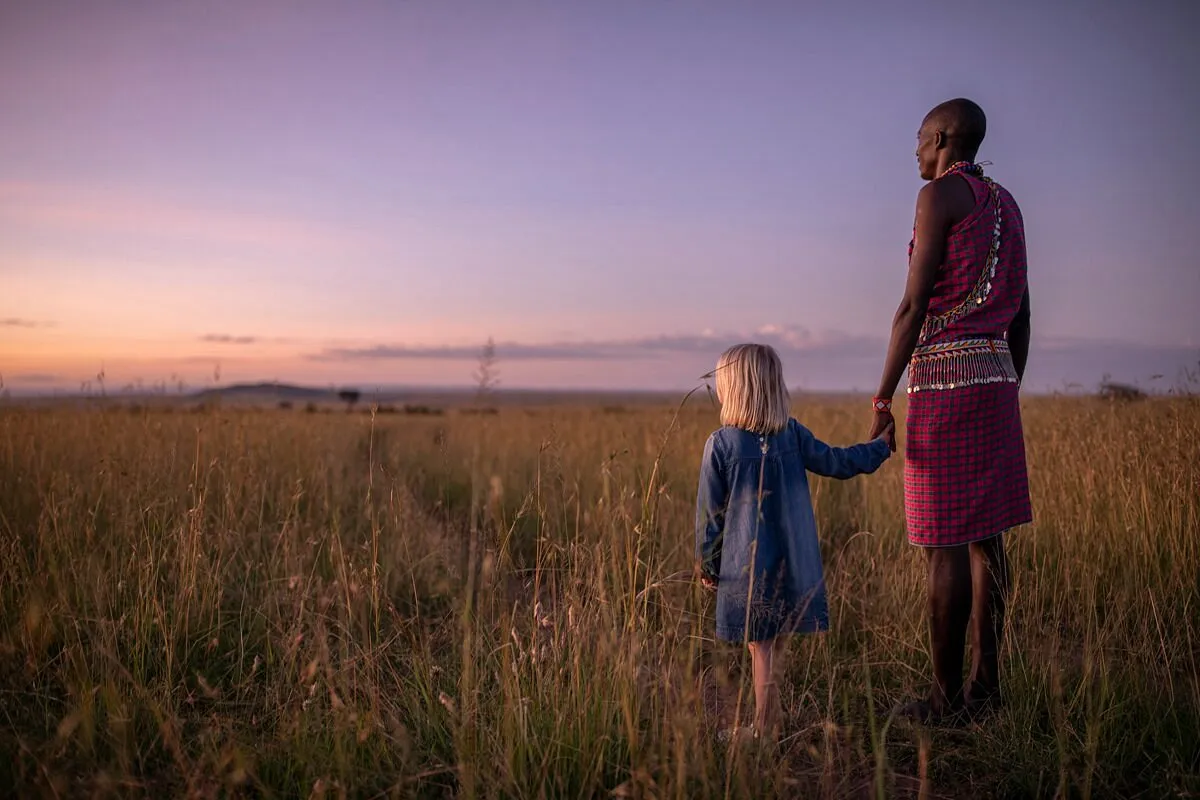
[696,343,894,738]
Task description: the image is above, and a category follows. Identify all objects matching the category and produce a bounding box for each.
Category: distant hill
[186,382,695,408]
[191,382,339,403]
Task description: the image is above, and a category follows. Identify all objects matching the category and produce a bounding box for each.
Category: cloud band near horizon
[307,325,884,362]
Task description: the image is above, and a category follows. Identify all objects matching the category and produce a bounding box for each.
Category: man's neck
[936,151,977,176]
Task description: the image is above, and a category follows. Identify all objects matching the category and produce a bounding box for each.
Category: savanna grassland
[1,392,1198,799]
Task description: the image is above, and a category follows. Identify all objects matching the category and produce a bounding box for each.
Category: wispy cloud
[301,328,1200,393]
[1022,338,1199,392]
[200,333,259,345]
[6,373,62,384]
[1,318,53,328]
[307,325,884,363]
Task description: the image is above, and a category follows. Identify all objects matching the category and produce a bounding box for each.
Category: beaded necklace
[938,160,985,179]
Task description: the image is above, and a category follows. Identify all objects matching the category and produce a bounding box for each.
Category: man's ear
[933,130,946,151]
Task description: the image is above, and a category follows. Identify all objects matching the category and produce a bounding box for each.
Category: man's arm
[872,183,953,404]
[1009,286,1031,383]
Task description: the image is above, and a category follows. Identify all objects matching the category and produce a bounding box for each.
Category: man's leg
[926,544,973,717]
[966,534,1010,711]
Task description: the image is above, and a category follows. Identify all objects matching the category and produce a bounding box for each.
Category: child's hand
[700,575,718,593]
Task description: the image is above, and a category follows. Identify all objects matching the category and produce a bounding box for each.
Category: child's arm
[695,434,728,587]
[796,419,893,479]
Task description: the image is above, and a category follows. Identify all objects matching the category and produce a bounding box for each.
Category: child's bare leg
[748,638,786,733]
[767,637,789,733]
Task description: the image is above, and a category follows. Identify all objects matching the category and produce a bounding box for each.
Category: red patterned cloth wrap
[903,171,1033,547]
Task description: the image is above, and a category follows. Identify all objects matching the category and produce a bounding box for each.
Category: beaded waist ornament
[907,338,1018,394]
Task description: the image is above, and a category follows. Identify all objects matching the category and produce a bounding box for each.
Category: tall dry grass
[0,393,1197,798]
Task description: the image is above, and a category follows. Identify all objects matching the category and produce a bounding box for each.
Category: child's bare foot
[716,725,761,746]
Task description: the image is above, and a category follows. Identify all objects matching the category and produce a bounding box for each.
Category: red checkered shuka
[903,172,1033,547]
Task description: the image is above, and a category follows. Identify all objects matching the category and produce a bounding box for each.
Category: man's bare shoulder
[919,175,976,224]
[916,176,965,205]
[913,178,959,222]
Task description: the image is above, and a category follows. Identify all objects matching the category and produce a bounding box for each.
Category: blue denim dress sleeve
[695,432,727,582]
[795,423,891,478]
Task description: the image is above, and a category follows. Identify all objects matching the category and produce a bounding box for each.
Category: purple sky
[2,0,1198,394]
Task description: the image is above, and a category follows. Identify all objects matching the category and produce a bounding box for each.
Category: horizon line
[2,376,1188,401]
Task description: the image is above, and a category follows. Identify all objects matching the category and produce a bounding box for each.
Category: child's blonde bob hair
[714,343,791,434]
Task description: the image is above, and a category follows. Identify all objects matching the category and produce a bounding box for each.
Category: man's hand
[869,410,897,452]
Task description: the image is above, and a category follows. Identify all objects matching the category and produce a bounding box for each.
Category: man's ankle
[965,680,1001,701]
[929,690,964,718]
[965,686,1003,710]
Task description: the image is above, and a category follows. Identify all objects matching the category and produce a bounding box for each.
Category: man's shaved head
[921,98,987,157]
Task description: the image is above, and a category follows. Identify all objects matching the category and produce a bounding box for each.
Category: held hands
[869,411,897,452]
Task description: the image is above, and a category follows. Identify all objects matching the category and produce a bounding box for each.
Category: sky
[2,0,1198,395]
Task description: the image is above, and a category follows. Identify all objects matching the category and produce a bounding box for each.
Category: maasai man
[868,98,1032,723]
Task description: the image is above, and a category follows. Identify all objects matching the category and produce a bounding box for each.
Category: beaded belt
[907,337,1018,394]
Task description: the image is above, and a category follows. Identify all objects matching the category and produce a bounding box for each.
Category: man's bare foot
[893,698,967,728]
[963,690,1004,722]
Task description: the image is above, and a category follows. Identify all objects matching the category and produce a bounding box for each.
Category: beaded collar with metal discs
[938,160,986,179]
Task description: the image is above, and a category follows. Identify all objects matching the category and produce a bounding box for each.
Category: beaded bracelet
[872,396,893,413]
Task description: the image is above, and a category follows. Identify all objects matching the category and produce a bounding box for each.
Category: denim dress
[696,418,891,642]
